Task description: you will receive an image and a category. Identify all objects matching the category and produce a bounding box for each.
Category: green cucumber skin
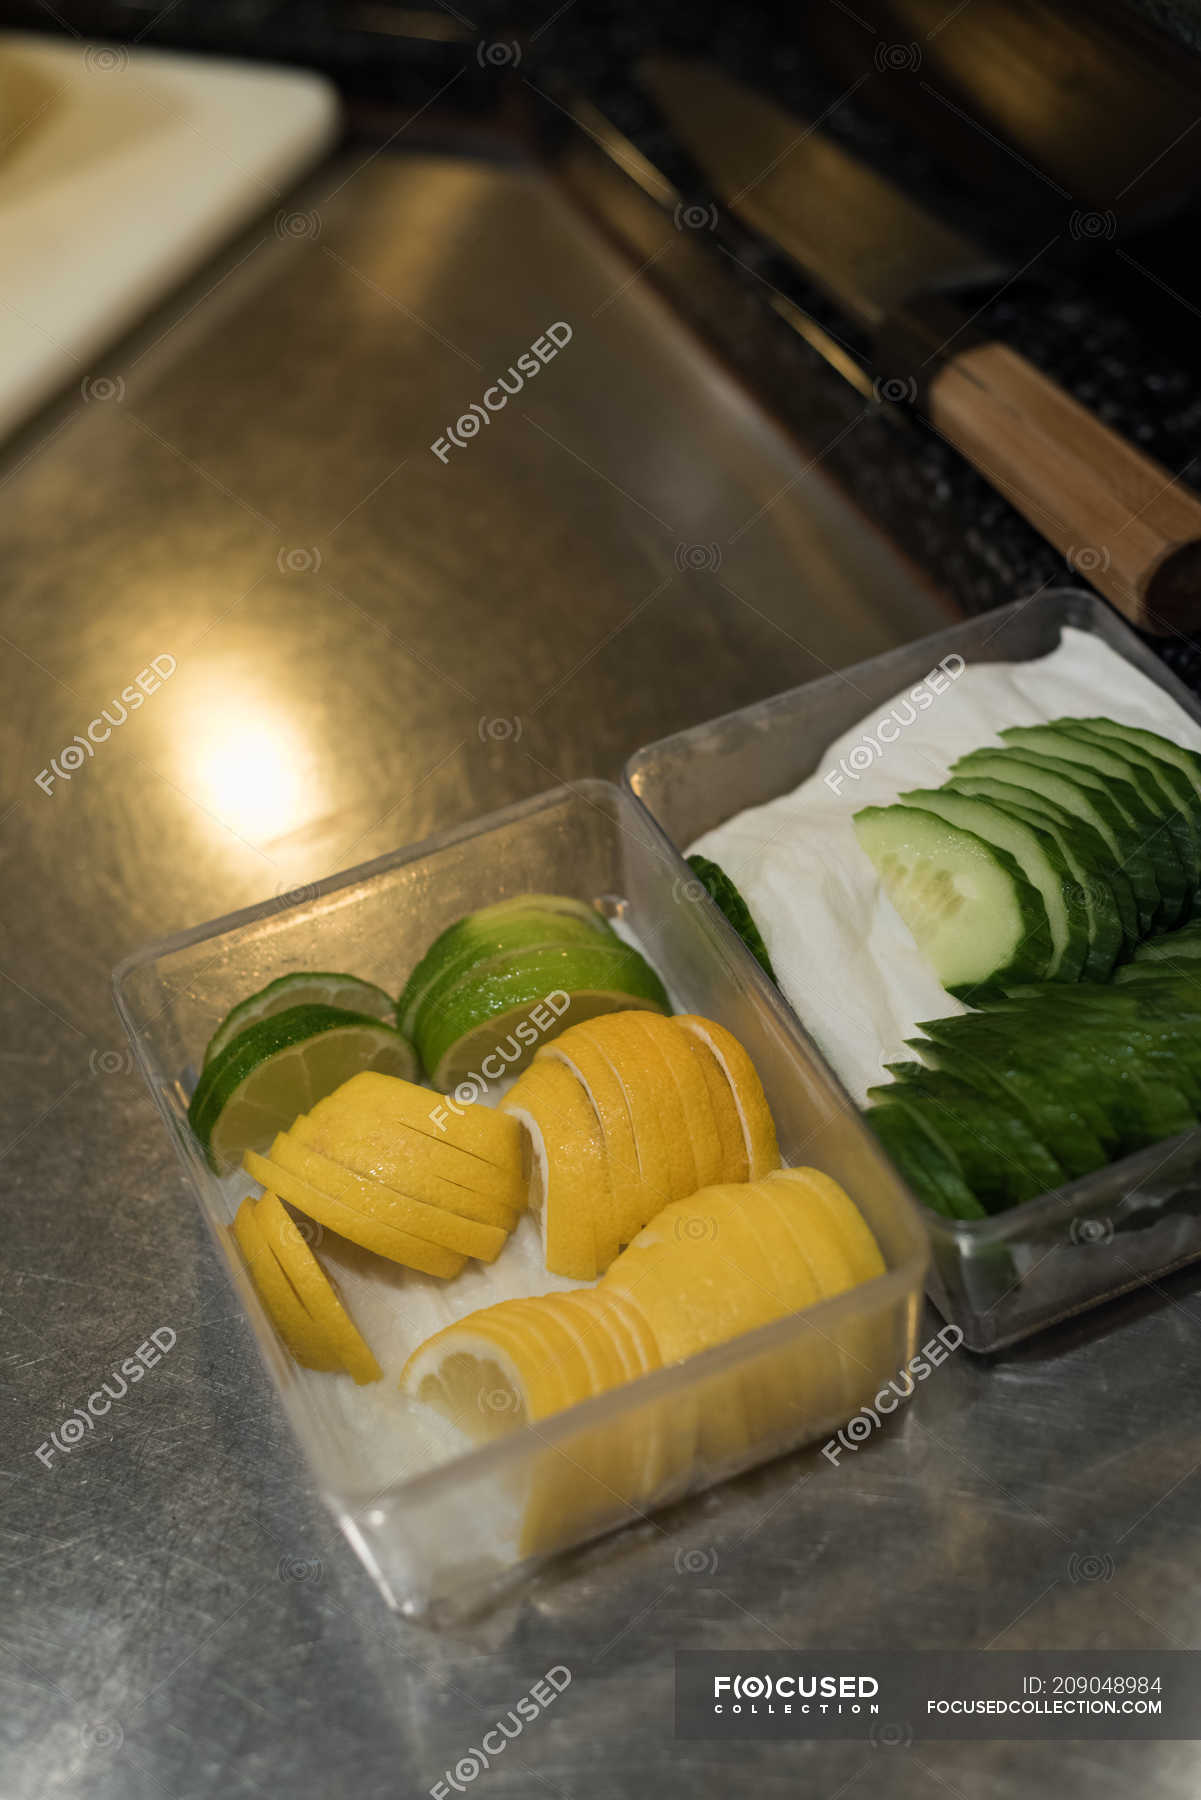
[686,853,777,981]
[1054,720,1201,911]
[1015,722,1191,929]
[995,738,1174,931]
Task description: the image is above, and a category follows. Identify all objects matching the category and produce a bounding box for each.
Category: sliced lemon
[541,1029,643,1253]
[504,1060,605,1279]
[295,1089,522,1211]
[285,1115,518,1230]
[205,972,395,1067]
[768,1168,885,1285]
[188,1006,417,1174]
[231,1196,339,1371]
[254,1192,382,1384]
[256,1136,508,1262]
[683,1032,748,1182]
[674,1016,779,1178]
[572,1015,675,1227]
[243,1149,466,1279]
[641,1013,724,1190]
[305,1069,520,1168]
[400,1297,577,1433]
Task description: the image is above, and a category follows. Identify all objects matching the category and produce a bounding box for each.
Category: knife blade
[640,57,1001,331]
[639,56,1201,632]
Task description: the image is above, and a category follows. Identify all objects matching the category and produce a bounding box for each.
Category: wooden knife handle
[926,340,1201,633]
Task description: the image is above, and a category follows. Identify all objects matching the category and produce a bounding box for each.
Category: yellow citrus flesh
[604,1012,697,1201]
[639,1013,724,1191]
[504,1059,604,1280]
[285,1113,518,1229]
[541,1028,642,1256]
[674,1016,779,1178]
[255,1192,382,1384]
[307,1068,520,1167]
[243,1148,467,1280]
[400,1298,578,1431]
[264,1133,508,1262]
[572,1015,674,1227]
[684,1033,748,1182]
[768,1168,888,1410]
[297,1086,522,1211]
[231,1197,339,1371]
[768,1167,886,1285]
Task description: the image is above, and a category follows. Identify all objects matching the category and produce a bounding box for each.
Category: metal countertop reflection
[5,147,1196,1800]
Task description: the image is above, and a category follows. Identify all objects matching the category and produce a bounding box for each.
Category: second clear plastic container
[114,780,927,1617]
[625,589,1201,1352]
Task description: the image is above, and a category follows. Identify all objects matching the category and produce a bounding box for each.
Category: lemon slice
[541,1028,643,1252]
[305,1069,520,1168]
[674,1016,779,1178]
[255,1137,508,1262]
[683,1032,748,1182]
[295,1088,522,1211]
[244,1149,466,1279]
[254,1192,382,1384]
[613,1013,698,1199]
[638,1013,724,1190]
[768,1168,885,1285]
[400,1297,576,1431]
[188,1006,417,1174]
[231,1197,339,1371]
[573,1015,675,1227]
[286,1116,518,1229]
[204,972,395,1066]
[504,1060,605,1279]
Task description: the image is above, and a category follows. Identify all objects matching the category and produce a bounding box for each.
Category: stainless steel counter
[3,146,1196,1799]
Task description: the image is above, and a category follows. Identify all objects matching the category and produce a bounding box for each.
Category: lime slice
[188,1004,417,1173]
[204,972,395,1067]
[423,943,668,1092]
[398,897,614,1037]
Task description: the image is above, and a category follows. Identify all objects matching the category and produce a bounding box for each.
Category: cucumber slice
[852,804,1051,998]
[866,1103,987,1219]
[952,747,1161,936]
[686,854,777,980]
[867,1071,1067,1208]
[1054,719,1201,911]
[946,777,1122,980]
[950,766,1137,950]
[910,1025,1110,1176]
[898,787,1087,981]
[999,731,1185,929]
[1075,718,1201,809]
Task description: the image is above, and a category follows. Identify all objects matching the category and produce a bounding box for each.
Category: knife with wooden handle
[641,56,1201,631]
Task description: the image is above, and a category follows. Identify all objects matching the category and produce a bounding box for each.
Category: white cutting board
[0,33,339,437]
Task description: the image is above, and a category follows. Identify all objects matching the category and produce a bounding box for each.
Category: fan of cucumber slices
[188,893,667,1174]
[854,715,1201,1221]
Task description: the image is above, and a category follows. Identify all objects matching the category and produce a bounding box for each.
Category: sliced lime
[189,1004,417,1173]
[204,972,395,1067]
[398,895,614,1038]
[421,944,669,1091]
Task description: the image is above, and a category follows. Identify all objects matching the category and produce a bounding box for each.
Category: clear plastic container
[625,588,1201,1352]
[113,779,927,1616]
